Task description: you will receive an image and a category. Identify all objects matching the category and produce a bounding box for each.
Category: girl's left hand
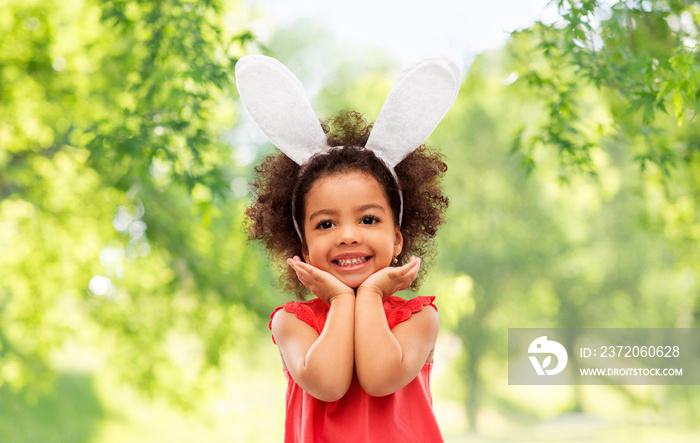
[358,256,421,300]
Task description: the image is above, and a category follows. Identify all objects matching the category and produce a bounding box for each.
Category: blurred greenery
[0,373,104,442]
[0,0,277,410]
[1,0,700,441]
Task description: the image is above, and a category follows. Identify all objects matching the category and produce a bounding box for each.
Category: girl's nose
[336,223,361,245]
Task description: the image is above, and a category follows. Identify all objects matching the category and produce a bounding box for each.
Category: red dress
[269,296,443,443]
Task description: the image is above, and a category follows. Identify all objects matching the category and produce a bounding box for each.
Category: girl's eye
[361,216,379,225]
[317,220,335,230]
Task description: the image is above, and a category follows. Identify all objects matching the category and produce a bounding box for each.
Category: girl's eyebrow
[308,208,337,221]
[356,204,386,214]
[308,203,386,221]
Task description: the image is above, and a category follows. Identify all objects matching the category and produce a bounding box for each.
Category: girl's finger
[294,260,316,273]
[295,267,311,280]
[288,258,303,270]
[408,258,421,274]
[404,256,420,267]
[397,257,420,275]
[297,261,313,272]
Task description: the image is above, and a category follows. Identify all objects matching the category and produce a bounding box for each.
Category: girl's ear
[393,226,403,257]
[301,242,310,263]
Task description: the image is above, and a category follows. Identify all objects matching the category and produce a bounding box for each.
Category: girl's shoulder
[383,295,437,329]
[269,298,330,342]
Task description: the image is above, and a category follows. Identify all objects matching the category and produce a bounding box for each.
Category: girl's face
[301,170,403,289]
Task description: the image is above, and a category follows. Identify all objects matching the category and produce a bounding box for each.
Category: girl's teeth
[336,257,368,266]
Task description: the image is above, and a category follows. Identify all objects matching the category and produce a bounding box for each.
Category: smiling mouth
[333,256,371,267]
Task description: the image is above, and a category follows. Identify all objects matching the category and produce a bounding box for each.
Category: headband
[235,54,460,240]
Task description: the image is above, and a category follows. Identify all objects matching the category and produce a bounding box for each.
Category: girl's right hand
[287,256,354,304]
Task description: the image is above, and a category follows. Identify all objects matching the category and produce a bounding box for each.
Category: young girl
[236,55,459,442]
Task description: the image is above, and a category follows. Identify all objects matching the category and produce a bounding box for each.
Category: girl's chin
[335,274,369,290]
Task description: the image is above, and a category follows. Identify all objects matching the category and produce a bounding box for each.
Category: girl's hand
[358,256,421,300]
[287,256,354,304]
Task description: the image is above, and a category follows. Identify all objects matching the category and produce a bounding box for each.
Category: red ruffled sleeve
[385,296,437,329]
[269,299,329,344]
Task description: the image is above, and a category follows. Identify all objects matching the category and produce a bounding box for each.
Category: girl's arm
[354,257,439,397]
[270,258,355,402]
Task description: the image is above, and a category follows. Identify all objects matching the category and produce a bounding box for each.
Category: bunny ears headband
[235,54,461,240]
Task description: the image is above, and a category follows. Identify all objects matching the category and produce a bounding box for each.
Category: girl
[237,55,459,442]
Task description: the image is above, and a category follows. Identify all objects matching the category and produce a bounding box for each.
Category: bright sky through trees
[251,0,559,67]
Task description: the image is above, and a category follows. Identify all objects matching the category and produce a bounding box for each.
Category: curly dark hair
[244,111,449,300]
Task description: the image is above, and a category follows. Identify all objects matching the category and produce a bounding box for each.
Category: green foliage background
[1,0,699,441]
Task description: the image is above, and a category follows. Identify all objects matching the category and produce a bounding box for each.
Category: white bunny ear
[235,55,328,165]
[366,55,461,169]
